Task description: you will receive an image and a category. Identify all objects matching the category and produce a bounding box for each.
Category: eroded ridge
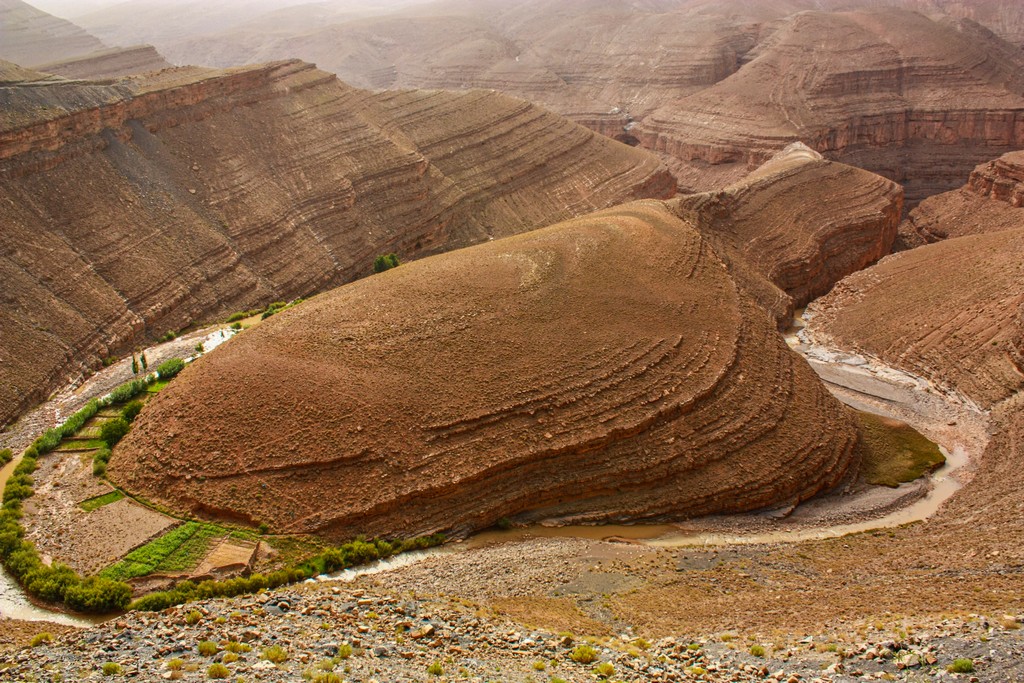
[674,143,902,319]
[112,201,859,540]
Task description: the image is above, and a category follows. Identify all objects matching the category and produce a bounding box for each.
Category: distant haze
[28,0,432,21]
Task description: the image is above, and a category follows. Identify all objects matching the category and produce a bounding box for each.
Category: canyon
[0,59,672,428]
[2,1,1024,679]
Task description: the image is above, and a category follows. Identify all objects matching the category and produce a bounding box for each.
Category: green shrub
[198,641,218,656]
[226,311,253,323]
[101,662,122,676]
[594,661,614,678]
[750,645,766,657]
[230,322,242,330]
[570,645,598,664]
[336,643,353,659]
[225,641,251,653]
[100,418,130,448]
[140,352,148,371]
[108,378,151,404]
[949,658,974,673]
[194,342,204,353]
[159,331,177,343]
[185,610,202,625]
[427,661,443,676]
[30,632,53,647]
[373,253,400,273]
[262,645,288,663]
[166,658,184,670]
[156,358,185,379]
[221,652,239,664]
[0,449,13,466]
[92,447,111,477]
[131,354,139,375]
[207,663,229,679]
[120,401,144,423]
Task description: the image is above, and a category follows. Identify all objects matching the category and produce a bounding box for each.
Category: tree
[373,253,400,273]
[131,353,139,375]
[140,352,148,371]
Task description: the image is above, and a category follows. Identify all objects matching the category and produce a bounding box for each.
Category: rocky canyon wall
[0,60,674,427]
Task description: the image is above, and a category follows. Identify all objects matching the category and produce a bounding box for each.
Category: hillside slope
[0,60,673,427]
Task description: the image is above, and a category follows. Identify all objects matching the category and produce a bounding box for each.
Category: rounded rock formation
[111,201,860,540]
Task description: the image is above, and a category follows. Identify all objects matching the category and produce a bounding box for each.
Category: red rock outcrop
[112,201,860,540]
[0,60,674,428]
[33,45,170,80]
[0,0,106,67]
[899,150,1024,248]
[673,143,902,319]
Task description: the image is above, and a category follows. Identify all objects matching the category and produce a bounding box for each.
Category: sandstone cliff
[899,150,1024,248]
[111,201,860,540]
[0,60,674,428]
[0,0,106,67]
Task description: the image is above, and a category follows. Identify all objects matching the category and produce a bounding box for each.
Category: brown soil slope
[0,60,673,428]
[112,201,860,541]
[639,8,1024,203]
[673,143,902,317]
[33,45,170,80]
[811,230,1024,409]
[0,0,106,67]
[899,150,1024,248]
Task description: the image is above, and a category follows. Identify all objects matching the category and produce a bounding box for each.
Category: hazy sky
[29,0,432,21]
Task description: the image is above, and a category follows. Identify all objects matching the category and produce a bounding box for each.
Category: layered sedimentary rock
[33,45,170,80]
[112,201,860,540]
[639,9,1024,203]
[674,144,902,318]
[899,150,1024,248]
[120,1,1024,205]
[810,229,1024,408]
[0,60,673,427]
[0,0,106,67]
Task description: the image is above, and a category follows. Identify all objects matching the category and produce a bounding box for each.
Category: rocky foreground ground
[2,573,1021,683]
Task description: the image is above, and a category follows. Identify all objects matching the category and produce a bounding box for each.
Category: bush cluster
[0,448,14,466]
[373,253,400,273]
[156,358,186,379]
[0,497,130,612]
[108,377,154,404]
[132,534,445,612]
[100,419,130,448]
[92,447,112,477]
[260,301,289,320]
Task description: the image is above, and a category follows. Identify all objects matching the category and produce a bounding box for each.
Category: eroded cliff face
[0,60,674,427]
[673,144,903,321]
[111,201,860,540]
[898,150,1024,248]
[95,1,1024,207]
[638,9,1024,204]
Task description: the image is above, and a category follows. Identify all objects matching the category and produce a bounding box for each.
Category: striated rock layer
[0,0,107,67]
[105,1,1024,205]
[112,201,860,540]
[33,45,171,80]
[672,143,902,319]
[639,9,1024,204]
[0,60,674,427]
[898,150,1024,249]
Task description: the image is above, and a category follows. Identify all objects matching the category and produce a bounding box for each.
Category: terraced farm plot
[79,491,124,512]
[100,522,229,581]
